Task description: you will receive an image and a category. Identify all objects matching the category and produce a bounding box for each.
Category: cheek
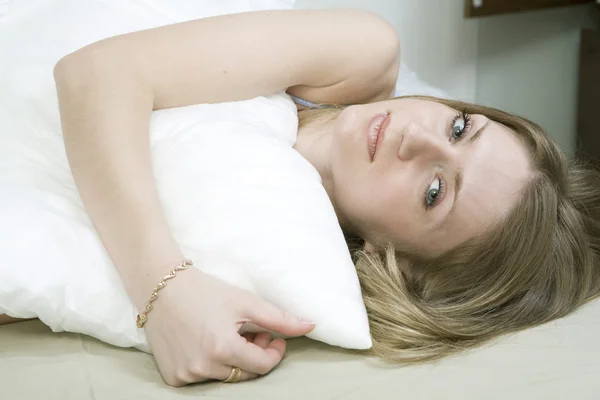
[331,107,363,163]
[371,172,413,218]
[370,177,420,247]
[345,170,414,234]
[330,108,366,189]
[336,105,362,137]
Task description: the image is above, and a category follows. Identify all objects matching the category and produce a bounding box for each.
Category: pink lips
[367,113,391,161]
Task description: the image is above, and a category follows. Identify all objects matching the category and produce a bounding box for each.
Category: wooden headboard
[576,28,600,164]
[464,0,594,18]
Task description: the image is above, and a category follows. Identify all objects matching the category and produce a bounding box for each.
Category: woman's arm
[53,8,399,307]
[57,9,399,110]
[52,9,398,385]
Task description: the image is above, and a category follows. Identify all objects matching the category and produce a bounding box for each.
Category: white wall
[476,5,597,154]
[294,0,479,102]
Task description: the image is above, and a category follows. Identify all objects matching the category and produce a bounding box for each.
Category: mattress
[1,299,599,400]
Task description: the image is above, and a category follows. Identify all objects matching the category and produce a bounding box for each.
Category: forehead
[441,120,531,247]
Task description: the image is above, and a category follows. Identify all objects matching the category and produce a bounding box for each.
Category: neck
[293,110,338,208]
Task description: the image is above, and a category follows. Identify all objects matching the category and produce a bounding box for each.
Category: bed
[2,296,599,400]
[1,1,600,399]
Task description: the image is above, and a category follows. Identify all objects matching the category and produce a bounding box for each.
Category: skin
[294,98,532,258]
[1,7,531,386]
[33,9,399,385]
[0,100,532,327]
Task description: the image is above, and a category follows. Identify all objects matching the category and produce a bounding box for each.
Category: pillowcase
[0,93,373,350]
[151,95,372,349]
[0,0,373,350]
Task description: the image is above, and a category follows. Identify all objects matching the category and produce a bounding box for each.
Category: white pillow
[151,95,371,349]
[0,0,373,350]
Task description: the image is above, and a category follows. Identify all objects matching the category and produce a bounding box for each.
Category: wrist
[125,253,188,311]
[134,259,194,328]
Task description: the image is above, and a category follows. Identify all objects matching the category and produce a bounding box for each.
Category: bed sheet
[1,299,599,400]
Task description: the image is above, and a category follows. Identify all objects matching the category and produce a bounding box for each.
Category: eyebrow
[450,120,491,213]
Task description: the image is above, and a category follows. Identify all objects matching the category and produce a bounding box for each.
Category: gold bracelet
[136,259,193,328]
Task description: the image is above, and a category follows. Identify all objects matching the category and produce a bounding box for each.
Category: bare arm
[49,9,400,384]
[65,9,400,109]
[53,8,399,308]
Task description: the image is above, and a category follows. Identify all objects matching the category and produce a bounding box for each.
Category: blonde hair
[298,96,600,363]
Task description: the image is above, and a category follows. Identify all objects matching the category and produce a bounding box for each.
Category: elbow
[53,41,125,89]
[381,33,400,99]
[53,56,76,89]
[373,14,400,95]
[355,10,400,99]
[53,50,97,92]
[377,15,401,67]
[352,9,400,66]
[53,44,153,103]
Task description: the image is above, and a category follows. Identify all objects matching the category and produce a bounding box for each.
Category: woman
[7,8,600,386]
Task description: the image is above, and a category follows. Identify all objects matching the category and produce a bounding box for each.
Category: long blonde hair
[298,96,600,363]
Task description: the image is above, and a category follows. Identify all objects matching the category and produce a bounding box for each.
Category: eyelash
[422,111,472,210]
[449,111,472,142]
[423,175,445,210]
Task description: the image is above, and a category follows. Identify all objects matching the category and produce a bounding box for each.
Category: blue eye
[422,112,469,211]
[450,112,471,141]
[424,176,445,209]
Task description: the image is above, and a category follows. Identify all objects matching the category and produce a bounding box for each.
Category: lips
[367,113,391,161]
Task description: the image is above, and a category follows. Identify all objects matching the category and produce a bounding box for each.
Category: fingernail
[300,318,315,325]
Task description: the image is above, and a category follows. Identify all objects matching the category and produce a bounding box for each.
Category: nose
[397,122,452,163]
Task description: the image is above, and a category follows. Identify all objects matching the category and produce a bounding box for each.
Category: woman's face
[329,98,532,257]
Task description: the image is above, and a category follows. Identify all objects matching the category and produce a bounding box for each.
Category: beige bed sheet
[1,299,599,400]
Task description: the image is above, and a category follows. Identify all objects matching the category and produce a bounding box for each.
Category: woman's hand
[55,60,313,386]
[141,268,315,386]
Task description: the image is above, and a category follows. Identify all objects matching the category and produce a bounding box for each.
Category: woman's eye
[450,112,471,141]
[425,177,442,209]
[452,119,465,139]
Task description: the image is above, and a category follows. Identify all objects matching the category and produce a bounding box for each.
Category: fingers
[160,332,288,386]
[217,364,258,383]
[237,368,258,382]
[224,333,288,376]
[203,333,278,384]
[253,332,286,359]
[220,332,275,382]
[252,332,272,349]
[207,333,277,383]
[179,360,258,384]
[241,298,315,337]
[241,332,256,343]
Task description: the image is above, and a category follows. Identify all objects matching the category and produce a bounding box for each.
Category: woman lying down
[3,9,600,386]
